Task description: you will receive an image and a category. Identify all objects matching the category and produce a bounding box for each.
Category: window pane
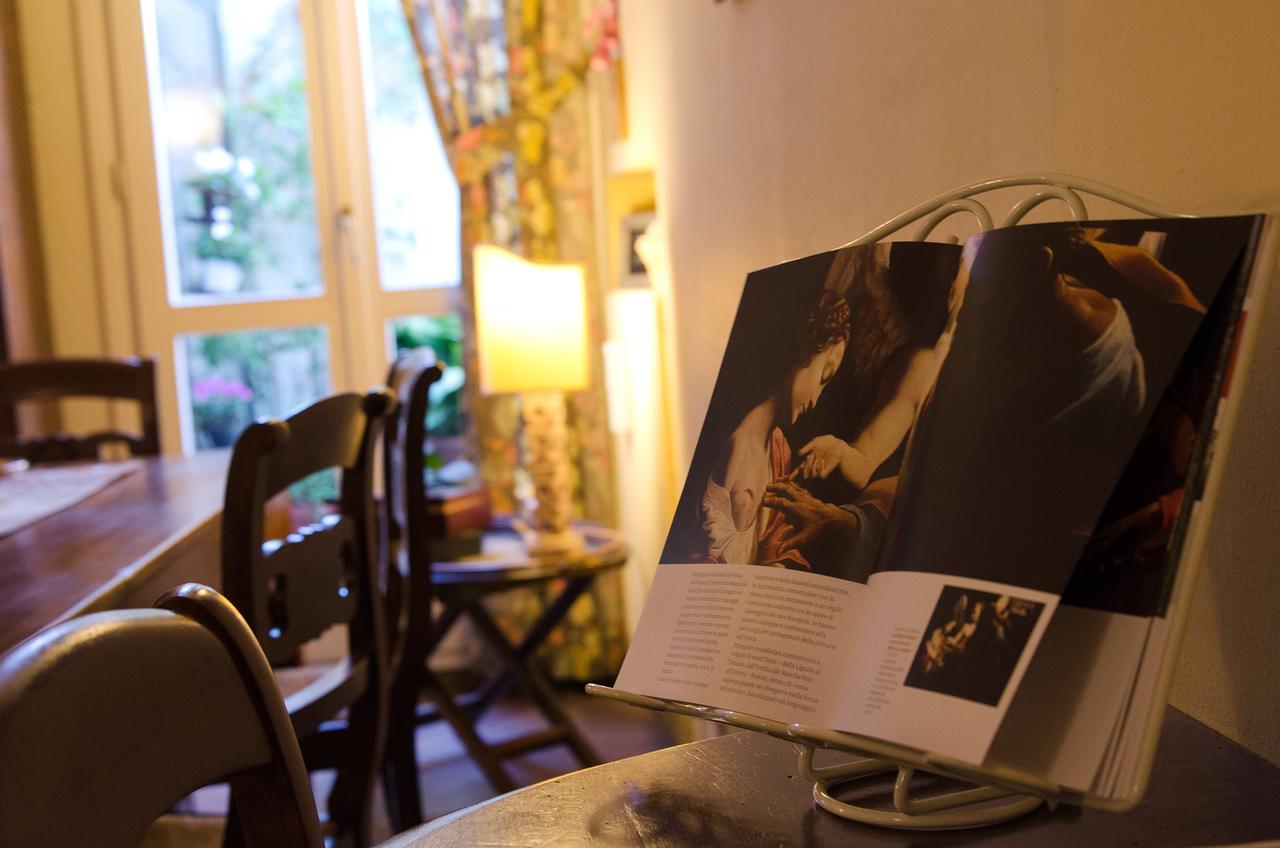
[363,0,462,290]
[288,469,340,527]
[389,314,465,437]
[389,314,472,483]
[182,325,330,450]
[152,0,321,302]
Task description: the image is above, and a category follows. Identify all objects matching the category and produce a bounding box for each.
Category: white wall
[620,0,1280,763]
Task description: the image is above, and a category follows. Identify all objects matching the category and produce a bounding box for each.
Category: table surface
[383,707,1280,848]
[0,462,623,656]
[0,451,228,657]
[432,519,629,587]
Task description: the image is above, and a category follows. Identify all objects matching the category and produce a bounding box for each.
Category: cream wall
[15,0,110,362]
[619,0,1280,763]
[13,0,142,435]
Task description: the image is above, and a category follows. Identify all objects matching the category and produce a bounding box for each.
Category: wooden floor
[143,687,678,846]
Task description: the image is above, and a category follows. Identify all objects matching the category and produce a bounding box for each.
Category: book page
[1099,237,1269,799]
[1096,616,1170,797]
[986,226,1260,792]
[986,606,1150,791]
[833,571,1058,764]
[1098,229,1274,799]
[620,242,964,724]
[615,563,865,726]
[877,218,1258,597]
[863,215,1263,771]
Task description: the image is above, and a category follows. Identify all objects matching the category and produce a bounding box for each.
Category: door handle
[337,204,361,267]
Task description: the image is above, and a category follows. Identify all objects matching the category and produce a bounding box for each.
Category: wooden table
[382,707,1280,847]
[0,451,228,657]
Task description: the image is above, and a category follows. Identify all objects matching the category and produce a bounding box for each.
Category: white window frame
[71,0,461,454]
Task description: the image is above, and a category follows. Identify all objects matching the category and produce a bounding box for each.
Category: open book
[616,215,1275,802]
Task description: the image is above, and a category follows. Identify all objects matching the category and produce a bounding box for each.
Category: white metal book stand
[589,173,1191,830]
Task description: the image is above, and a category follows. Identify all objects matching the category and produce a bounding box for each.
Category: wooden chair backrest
[220,390,394,667]
[0,583,322,848]
[0,356,160,462]
[385,349,443,567]
[383,350,443,670]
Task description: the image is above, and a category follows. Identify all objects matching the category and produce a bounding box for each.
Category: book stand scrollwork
[590,173,1191,830]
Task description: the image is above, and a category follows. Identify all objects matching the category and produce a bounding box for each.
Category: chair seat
[280,656,370,740]
[274,662,341,701]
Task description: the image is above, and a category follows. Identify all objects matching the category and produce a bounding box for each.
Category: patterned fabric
[757,427,810,570]
[402,0,624,679]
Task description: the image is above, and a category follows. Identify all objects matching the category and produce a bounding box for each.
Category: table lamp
[473,244,589,554]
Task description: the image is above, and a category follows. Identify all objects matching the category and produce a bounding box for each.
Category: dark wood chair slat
[0,356,161,462]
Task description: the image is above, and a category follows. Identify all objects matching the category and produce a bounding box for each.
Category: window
[106,0,463,452]
[389,313,467,470]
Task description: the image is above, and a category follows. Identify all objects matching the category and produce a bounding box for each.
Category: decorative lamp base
[522,526,586,557]
[521,391,577,548]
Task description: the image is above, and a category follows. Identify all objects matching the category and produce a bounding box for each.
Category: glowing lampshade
[473,244,589,395]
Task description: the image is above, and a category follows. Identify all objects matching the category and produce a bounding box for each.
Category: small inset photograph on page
[903,585,1045,706]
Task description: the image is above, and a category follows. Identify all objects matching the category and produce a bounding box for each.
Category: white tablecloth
[0,460,141,537]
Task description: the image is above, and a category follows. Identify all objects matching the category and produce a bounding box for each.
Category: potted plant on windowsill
[191,375,254,448]
[188,146,261,295]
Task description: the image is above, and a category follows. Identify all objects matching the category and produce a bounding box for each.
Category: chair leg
[325,695,383,848]
[222,801,244,848]
[382,718,424,832]
[326,773,372,848]
[384,592,432,832]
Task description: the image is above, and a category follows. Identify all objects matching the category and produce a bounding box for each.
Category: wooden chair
[221,389,394,848]
[0,356,160,462]
[381,349,443,830]
[381,351,621,831]
[0,583,323,848]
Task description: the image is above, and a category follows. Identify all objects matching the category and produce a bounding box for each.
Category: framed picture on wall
[619,211,655,288]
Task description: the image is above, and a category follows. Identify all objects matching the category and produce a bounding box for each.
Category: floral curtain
[401,0,624,679]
